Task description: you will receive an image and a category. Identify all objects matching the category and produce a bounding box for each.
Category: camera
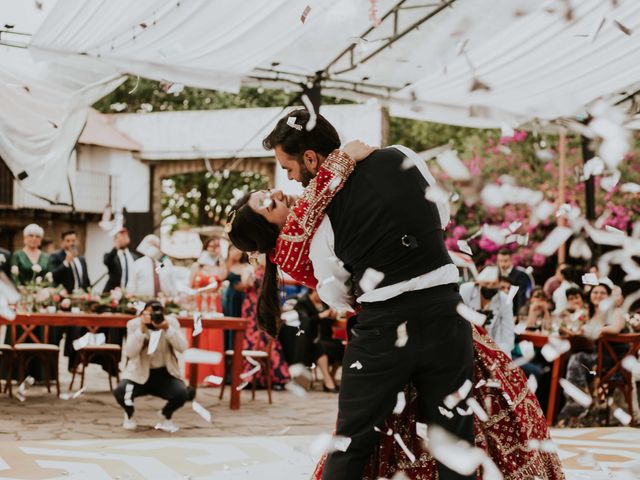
[149,303,165,329]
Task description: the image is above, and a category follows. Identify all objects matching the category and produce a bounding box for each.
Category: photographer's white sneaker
[122,413,137,430]
[154,411,179,433]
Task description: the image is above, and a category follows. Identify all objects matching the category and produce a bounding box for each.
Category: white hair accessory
[286,116,303,131]
[23,223,44,238]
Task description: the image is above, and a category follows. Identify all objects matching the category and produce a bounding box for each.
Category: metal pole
[557,129,567,264]
[581,135,597,221]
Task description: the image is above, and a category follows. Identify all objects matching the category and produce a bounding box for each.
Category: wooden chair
[0,345,13,397]
[220,339,273,404]
[68,326,122,391]
[597,332,640,426]
[10,323,60,396]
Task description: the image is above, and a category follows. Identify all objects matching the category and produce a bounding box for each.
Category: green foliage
[162,170,268,230]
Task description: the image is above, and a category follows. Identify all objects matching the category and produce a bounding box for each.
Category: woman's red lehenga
[268,150,565,479]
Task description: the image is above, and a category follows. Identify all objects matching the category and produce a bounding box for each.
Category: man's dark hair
[560,266,577,283]
[262,108,340,158]
[499,275,514,285]
[497,249,512,257]
[565,287,582,298]
[61,230,76,240]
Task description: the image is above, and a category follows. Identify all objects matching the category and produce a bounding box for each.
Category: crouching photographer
[113,300,190,432]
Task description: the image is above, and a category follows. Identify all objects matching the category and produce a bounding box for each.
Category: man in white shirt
[459,267,515,357]
[261,110,474,480]
[130,234,177,298]
[113,301,189,432]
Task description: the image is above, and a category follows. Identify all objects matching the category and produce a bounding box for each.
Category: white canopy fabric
[0,46,123,202]
[30,0,640,129]
[3,0,640,201]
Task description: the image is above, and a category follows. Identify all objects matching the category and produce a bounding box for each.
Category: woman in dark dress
[294,289,343,393]
[222,246,253,350]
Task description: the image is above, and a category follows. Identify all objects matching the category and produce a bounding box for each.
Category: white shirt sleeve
[391,144,450,229]
[309,217,354,312]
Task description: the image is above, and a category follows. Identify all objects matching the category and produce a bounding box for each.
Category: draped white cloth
[0,46,123,202]
[3,0,640,199]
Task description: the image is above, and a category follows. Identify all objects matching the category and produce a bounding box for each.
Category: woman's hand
[343,140,376,162]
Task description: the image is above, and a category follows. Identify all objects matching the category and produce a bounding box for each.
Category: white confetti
[236,381,250,391]
[583,157,605,178]
[240,356,262,381]
[443,379,473,409]
[514,340,535,366]
[457,240,473,255]
[535,227,573,257]
[514,322,527,335]
[359,268,384,293]
[395,322,408,348]
[427,425,486,475]
[147,330,162,355]
[350,360,363,370]
[477,265,499,283]
[506,285,519,304]
[393,392,406,414]
[456,303,486,326]
[284,381,307,397]
[438,406,454,418]
[192,400,212,422]
[416,422,428,440]
[425,184,451,204]
[203,375,223,385]
[456,406,473,416]
[541,336,571,362]
[527,375,538,394]
[581,273,599,286]
[622,356,640,375]
[280,309,300,328]
[560,378,593,407]
[435,150,470,181]
[466,397,489,422]
[613,408,632,425]
[620,182,640,194]
[183,348,222,365]
[527,439,557,453]
[309,433,351,456]
[393,433,416,463]
[301,94,317,131]
[124,383,134,406]
[569,237,592,260]
[192,312,203,337]
[286,116,302,131]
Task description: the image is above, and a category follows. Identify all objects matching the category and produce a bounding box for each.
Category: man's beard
[299,163,315,187]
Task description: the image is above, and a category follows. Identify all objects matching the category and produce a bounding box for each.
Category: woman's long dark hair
[226,195,281,337]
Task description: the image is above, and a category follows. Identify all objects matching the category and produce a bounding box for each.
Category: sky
[0,0,57,36]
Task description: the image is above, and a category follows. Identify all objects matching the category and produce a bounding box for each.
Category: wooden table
[1,313,248,410]
[517,331,570,426]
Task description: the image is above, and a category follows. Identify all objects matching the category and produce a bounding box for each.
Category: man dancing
[262,110,475,480]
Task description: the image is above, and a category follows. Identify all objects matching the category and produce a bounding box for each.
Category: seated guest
[113,300,189,432]
[130,235,177,298]
[543,263,567,300]
[552,265,579,313]
[557,281,626,425]
[293,289,344,393]
[460,267,515,356]
[103,228,137,293]
[559,287,588,333]
[499,275,514,295]
[519,287,552,331]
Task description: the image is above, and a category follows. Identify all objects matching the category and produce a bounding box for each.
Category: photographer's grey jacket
[122,315,187,384]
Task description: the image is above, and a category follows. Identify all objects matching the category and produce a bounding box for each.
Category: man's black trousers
[113,367,189,420]
[322,285,475,480]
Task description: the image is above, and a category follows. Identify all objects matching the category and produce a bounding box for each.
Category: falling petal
[359,268,384,293]
[350,360,363,370]
[395,322,408,347]
[560,378,593,407]
[192,400,212,422]
[183,348,222,365]
[393,392,406,414]
[535,227,573,257]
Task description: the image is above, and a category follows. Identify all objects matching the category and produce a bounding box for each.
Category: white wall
[77,145,150,212]
[85,221,113,293]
